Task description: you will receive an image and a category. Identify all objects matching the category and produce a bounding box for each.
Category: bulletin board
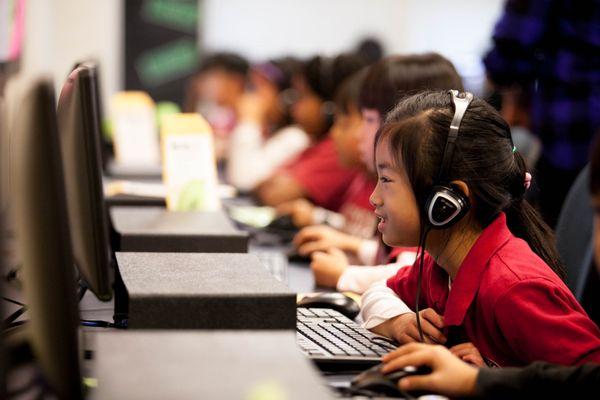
[124,0,200,106]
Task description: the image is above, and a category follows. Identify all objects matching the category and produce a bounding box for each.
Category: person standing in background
[483,0,600,227]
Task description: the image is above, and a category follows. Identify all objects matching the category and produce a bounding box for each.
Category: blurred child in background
[256,53,368,209]
[227,57,311,192]
[184,52,249,159]
[292,54,465,292]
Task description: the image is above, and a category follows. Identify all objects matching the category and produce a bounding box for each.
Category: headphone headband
[425,90,473,229]
[436,90,473,183]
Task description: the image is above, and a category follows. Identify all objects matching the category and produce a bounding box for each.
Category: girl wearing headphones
[362,90,600,366]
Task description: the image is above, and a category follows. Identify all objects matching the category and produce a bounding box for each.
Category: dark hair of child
[334,67,370,114]
[360,53,463,118]
[198,52,250,76]
[302,53,370,103]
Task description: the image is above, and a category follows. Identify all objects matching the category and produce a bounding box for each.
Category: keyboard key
[312,309,330,317]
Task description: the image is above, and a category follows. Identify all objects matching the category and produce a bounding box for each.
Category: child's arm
[256,173,308,206]
[228,124,309,192]
[381,343,600,398]
[336,249,417,293]
[360,279,413,330]
[494,279,600,365]
[360,279,446,345]
[310,247,415,291]
[293,225,367,257]
[337,263,406,293]
[276,198,345,230]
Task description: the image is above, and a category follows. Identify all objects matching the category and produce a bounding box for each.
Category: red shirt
[339,173,377,238]
[387,213,600,367]
[282,137,359,211]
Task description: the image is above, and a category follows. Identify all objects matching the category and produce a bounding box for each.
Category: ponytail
[506,152,566,280]
[506,199,566,280]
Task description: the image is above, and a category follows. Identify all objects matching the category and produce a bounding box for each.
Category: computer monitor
[0,224,5,399]
[12,79,83,399]
[57,62,113,301]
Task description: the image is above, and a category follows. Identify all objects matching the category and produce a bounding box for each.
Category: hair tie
[512,145,517,153]
[524,172,532,190]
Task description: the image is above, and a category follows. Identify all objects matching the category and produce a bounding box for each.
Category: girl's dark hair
[302,53,369,102]
[334,68,370,114]
[198,52,249,76]
[258,56,301,92]
[590,133,600,195]
[377,90,565,279]
[360,53,464,118]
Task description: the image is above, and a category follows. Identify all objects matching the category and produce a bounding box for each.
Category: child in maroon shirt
[365,90,600,366]
[256,53,367,208]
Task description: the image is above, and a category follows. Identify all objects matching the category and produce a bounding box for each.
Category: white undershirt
[227,122,310,191]
[337,250,417,294]
[357,251,419,329]
[359,255,453,331]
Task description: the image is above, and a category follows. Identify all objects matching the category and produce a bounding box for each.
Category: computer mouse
[266,214,297,232]
[285,248,311,263]
[297,292,360,320]
[350,363,432,398]
[262,214,298,242]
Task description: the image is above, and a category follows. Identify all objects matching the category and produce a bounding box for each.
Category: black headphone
[423,90,473,229]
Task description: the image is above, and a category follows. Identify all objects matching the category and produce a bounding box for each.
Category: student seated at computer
[376,134,600,399]
[287,54,465,292]
[184,52,249,159]
[360,90,600,367]
[273,68,377,257]
[255,53,368,210]
[227,57,310,192]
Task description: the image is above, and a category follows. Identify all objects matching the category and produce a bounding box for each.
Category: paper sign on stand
[111,91,160,167]
[161,113,220,211]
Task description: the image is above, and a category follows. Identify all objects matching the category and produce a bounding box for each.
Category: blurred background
[6,0,505,113]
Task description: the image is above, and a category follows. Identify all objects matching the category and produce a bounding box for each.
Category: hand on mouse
[276,199,316,228]
[294,225,363,257]
[373,309,447,345]
[449,342,485,367]
[310,248,349,288]
[381,343,479,398]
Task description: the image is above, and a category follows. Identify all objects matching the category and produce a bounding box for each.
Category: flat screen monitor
[12,79,82,399]
[57,62,113,301]
[0,223,5,400]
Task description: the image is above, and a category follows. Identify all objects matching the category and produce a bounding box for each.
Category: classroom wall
[203,0,504,60]
[7,0,505,113]
[7,0,122,109]
[202,0,505,91]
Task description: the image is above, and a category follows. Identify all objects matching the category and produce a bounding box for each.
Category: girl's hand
[237,93,268,124]
[381,343,479,398]
[310,248,349,288]
[372,309,447,345]
[293,225,362,256]
[449,342,485,367]
[276,199,315,228]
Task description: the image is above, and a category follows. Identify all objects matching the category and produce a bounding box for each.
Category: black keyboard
[296,307,398,369]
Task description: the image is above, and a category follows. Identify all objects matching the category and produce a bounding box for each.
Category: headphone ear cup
[425,185,470,229]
